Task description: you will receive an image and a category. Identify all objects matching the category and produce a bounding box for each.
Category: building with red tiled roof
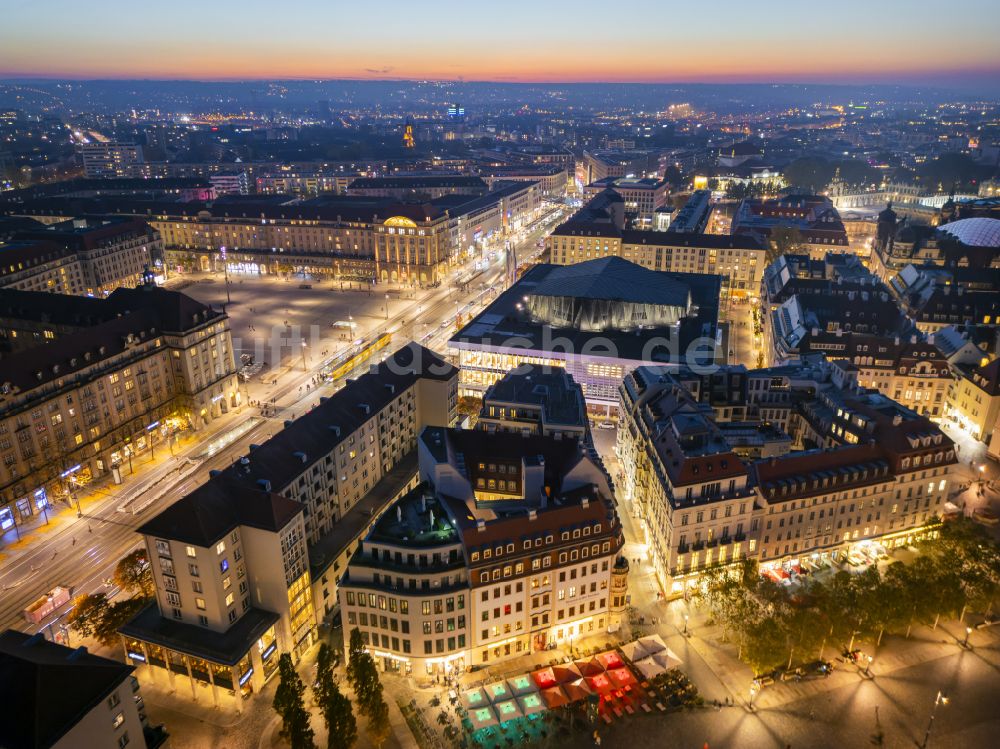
[617,360,957,596]
[338,426,625,675]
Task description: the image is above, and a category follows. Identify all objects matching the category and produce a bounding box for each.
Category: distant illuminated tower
[403,121,415,148]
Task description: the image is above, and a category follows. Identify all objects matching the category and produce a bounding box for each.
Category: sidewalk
[0,400,254,564]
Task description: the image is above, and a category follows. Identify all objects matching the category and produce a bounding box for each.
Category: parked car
[597,421,615,430]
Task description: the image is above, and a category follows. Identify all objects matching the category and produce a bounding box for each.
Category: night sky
[1,0,999,89]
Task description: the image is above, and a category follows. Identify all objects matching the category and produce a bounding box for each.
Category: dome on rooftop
[938,217,1000,248]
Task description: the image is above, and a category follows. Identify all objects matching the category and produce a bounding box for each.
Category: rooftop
[0,629,135,749]
[368,486,459,547]
[119,602,279,666]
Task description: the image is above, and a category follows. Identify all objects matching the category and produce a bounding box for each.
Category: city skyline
[1,0,999,90]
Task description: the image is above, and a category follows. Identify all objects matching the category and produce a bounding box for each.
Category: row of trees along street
[272,628,390,749]
[66,549,153,646]
[694,519,1000,675]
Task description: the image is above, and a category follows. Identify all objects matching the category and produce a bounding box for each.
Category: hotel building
[4,182,542,286]
[0,285,238,531]
[1,216,163,296]
[338,427,626,676]
[618,362,956,596]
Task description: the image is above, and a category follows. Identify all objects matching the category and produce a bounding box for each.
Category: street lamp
[962,626,972,648]
[921,690,948,748]
[384,293,389,320]
[748,680,760,711]
[683,614,689,636]
[301,340,308,372]
[864,654,873,676]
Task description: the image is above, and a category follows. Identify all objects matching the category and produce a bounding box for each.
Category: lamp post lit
[384,293,389,320]
[683,613,689,636]
[963,626,972,648]
[864,654,873,676]
[748,680,760,711]
[921,690,948,748]
[301,341,308,372]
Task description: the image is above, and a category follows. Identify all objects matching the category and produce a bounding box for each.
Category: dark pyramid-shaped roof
[529,256,690,307]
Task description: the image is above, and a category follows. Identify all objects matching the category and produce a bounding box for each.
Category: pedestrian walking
[72,538,76,546]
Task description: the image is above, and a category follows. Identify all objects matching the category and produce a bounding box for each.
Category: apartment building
[119,344,457,705]
[615,368,756,594]
[731,194,850,259]
[347,176,488,200]
[255,172,354,195]
[753,395,954,570]
[338,427,625,676]
[122,484,313,707]
[581,150,658,184]
[78,142,145,179]
[3,216,163,296]
[0,629,152,749]
[617,363,956,595]
[0,286,238,532]
[583,177,669,229]
[945,358,1000,442]
[477,370,588,441]
[547,226,765,301]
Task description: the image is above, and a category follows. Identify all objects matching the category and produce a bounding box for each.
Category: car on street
[597,421,615,430]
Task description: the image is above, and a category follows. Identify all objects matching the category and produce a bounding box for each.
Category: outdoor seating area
[454,637,689,748]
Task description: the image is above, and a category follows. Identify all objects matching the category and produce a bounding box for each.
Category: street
[0,207,562,642]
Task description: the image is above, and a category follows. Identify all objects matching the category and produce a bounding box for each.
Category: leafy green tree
[931,519,1000,618]
[878,562,916,643]
[365,697,391,749]
[766,226,806,264]
[315,643,356,749]
[346,628,384,717]
[273,653,315,749]
[95,597,147,646]
[114,549,153,598]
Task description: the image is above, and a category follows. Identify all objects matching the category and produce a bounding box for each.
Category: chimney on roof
[284,420,293,428]
[209,469,221,478]
[249,443,261,451]
[293,451,307,464]
[911,335,917,344]
[528,509,537,521]
[476,519,486,533]
[359,403,371,415]
[329,425,341,437]
[582,498,590,509]
[257,479,272,492]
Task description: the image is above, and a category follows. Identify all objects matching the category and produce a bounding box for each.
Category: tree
[273,653,315,749]
[365,697,391,749]
[767,226,807,264]
[114,549,153,598]
[94,598,147,646]
[315,644,356,749]
[67,593,110,639]
[346,627,384,717]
